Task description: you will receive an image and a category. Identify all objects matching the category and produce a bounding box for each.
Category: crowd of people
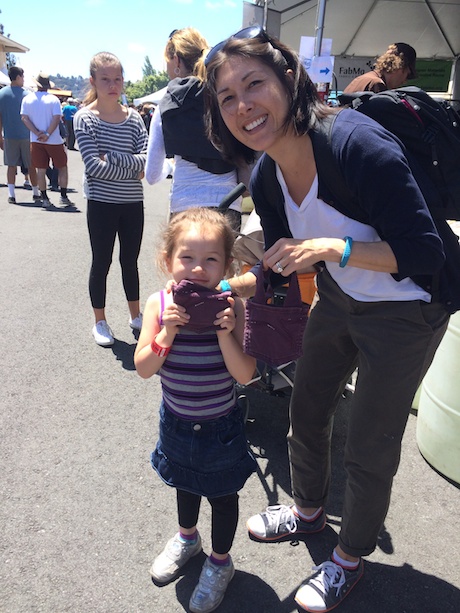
[1,27,458,613]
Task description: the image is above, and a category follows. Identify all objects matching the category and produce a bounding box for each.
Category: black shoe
[8,196,16,204]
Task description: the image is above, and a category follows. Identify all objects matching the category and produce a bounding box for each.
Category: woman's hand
[263,236,398,274]
[214,296,236,336]
[264,238,324,275]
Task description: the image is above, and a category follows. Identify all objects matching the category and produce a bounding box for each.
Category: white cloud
[206,0,237,10]
[127,42,148,54]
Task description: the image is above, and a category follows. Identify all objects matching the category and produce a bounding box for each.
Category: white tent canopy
[133,86,168,107]
[256,0,460,59]
[248,1,460,96]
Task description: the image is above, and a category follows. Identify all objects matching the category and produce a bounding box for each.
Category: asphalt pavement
[1,149,459,613]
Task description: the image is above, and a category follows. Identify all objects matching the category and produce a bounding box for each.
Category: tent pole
[314,0,327,56]
[263,0,268,29]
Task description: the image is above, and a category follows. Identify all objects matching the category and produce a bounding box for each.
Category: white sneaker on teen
[129,313,143,330]
[92,320,114,347]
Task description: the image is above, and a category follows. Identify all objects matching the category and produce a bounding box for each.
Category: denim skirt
[151,402,256,498]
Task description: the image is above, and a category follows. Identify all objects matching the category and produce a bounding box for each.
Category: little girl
[134,207,256,613]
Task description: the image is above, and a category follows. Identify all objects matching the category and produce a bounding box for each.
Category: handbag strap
[253,265,303,307]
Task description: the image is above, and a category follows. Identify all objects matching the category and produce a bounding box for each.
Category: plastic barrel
[416,311,460,483]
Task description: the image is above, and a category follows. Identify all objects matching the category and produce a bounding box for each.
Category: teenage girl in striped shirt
[74,52,148,347]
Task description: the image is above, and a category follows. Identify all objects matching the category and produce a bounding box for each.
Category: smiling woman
[203,26,457,613]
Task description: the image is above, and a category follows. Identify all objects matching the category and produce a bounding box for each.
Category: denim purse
[244,267,309,366]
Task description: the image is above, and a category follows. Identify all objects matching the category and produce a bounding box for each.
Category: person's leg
[58,165,68,189]
[295,297,449,613]
[19,140,39,197]
[117,201,144,320]
[31,143,50,199]
[7,166,17,200]
[208,493,239,558]
[289,270,359,511]
[338,299,449,558]
[51,145,72,204]
[177,488,202,532]
[87,200,119,322]
[36,168,47,192]
[189,493,238,612]
[27,166,39,197]
[4,140,18,200]
[66,120,76,149]
[150,488,203,584]
[246,270,357,542]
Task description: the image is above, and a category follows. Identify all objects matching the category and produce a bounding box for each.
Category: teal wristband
[339,236,353,268]
[219,279,232,292]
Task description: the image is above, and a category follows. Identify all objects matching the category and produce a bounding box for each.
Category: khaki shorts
[31,142,67,169]
[4,138,32,168]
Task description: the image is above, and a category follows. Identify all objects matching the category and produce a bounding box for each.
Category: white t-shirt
[277,165,431,303]
[20,91,64,145]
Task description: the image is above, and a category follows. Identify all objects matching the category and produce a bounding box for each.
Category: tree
[142,56,155,78]
[124,70,169,104]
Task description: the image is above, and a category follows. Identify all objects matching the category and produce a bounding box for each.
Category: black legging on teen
[87,199,144,309]
[176,489,239,555]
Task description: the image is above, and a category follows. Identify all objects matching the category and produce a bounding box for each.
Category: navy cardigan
[249,109,460,313]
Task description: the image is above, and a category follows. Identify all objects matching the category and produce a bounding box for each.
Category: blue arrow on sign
[320,67,330,75]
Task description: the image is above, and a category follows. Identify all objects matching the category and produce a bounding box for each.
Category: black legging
[176,489,239,555]
[87,199,144,309]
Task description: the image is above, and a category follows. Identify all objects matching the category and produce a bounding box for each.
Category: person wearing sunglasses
[145,27,244,231]
[204,26,458,612]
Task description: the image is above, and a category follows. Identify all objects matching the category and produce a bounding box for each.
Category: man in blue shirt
[62,98,78,150]
[0,66,40,204]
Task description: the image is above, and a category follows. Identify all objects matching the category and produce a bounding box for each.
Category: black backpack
[338,87,460,221]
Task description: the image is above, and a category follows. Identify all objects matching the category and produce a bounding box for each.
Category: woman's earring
[174,67,180,76]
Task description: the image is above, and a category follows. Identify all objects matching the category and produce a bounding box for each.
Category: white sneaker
[189,556,235,613]
[150,532,202,585]
[129,313,143,330]
[92,320,114,346]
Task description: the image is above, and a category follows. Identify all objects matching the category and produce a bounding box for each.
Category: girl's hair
[204,32,335,166]
[83,52,124,106]
[165,27,209,82]
[374,44,407,74]
[158,207,236,275]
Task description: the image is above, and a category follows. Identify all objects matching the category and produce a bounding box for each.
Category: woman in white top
[145,27,242,230]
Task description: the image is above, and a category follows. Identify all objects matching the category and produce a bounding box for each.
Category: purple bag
[172,279,232,333]
[244,267,309,366]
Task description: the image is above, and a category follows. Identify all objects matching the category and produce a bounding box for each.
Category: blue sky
[3,0,244,82]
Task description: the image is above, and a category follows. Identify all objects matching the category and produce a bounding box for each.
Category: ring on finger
[275,261,284,273]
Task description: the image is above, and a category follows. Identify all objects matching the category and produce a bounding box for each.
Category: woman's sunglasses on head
[204,25,270,67]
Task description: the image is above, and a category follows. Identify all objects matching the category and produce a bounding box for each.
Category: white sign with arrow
[299,36,334,84]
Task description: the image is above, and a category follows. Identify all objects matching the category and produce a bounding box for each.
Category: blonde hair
[374,44,406,74]
[165,27,209,82]
[158,207,236,275]
[83,52,124,106]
